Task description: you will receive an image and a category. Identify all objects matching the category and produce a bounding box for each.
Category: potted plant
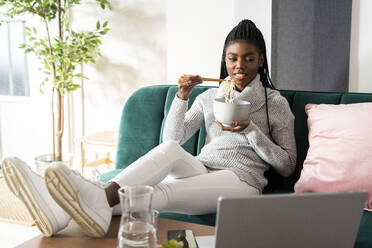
[0,0,111,167]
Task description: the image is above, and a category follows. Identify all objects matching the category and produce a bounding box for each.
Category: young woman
[2,20,296,238]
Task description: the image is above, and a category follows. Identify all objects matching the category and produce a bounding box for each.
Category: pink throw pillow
[294,103,372,210]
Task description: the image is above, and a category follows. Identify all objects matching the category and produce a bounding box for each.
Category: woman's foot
[2,157,71,237]
[44,163,112,238]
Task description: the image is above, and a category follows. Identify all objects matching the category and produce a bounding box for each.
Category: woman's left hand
[215,120,251,132]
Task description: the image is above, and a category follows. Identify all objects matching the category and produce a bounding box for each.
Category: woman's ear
[259,54,264,68]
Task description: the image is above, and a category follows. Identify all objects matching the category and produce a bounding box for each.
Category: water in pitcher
[118,220,157,248]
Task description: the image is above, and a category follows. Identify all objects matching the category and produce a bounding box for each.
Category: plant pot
[34,153,73,176]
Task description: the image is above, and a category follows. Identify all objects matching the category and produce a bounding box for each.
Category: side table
[77,131,118,176]
[16,216,216,248]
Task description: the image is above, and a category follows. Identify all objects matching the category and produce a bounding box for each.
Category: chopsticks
[180,75,230,82]
[201,77,228,82]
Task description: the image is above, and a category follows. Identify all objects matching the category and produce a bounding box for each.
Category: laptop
[196,191,367,248]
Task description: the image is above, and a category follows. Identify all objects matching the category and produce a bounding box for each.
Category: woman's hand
[215,120,251,132]
[177,74,202,100]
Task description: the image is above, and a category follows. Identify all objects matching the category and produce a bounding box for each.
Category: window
[0,20,29,97]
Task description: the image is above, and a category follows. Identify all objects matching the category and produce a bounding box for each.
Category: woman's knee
[157,140,183,155]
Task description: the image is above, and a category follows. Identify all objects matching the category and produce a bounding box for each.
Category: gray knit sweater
[163,75,297,192]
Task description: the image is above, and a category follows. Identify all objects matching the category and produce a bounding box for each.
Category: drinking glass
[118,185,157,248]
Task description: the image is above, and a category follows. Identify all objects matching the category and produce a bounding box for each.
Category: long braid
[220,19,275,139]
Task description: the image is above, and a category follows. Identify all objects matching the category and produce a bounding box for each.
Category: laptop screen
[214,192,366,248]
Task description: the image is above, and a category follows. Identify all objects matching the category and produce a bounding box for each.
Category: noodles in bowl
[223,80,235,104]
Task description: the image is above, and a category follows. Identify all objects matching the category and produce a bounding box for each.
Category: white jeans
[110,140,259,215]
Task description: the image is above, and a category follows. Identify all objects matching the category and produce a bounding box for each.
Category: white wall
[166,0,234,85]
[71,0,167,137]
[234,0,272,71]
[349,0,372,93]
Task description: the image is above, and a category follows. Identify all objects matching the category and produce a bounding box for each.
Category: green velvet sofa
[100,85,372,247]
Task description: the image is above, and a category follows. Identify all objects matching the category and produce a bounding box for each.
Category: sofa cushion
[281,92,342,191]
[115,86,170,170]
[159,212,215,227]
[340,93,372,247]
[355,210,372,248]
[294,103,372,209]
[341,93,372,104]
[100,169,122,183]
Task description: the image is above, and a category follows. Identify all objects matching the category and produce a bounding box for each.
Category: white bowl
[213,98,251,126]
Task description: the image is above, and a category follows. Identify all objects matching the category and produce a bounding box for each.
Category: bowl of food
[213,98,251,126]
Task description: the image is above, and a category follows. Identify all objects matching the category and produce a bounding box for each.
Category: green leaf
[162,240,184,248]
[2,0,113,98]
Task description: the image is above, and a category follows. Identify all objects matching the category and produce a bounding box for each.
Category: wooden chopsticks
[201,77,228,82]
[180,75,229,82]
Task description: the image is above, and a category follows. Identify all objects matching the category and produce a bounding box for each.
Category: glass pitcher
[118,185,157,248]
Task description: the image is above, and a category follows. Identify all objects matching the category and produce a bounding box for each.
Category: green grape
[162,239,184,248]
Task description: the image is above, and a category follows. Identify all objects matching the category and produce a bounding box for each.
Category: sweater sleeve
[243,94,297,177]
[163,93,204,145]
